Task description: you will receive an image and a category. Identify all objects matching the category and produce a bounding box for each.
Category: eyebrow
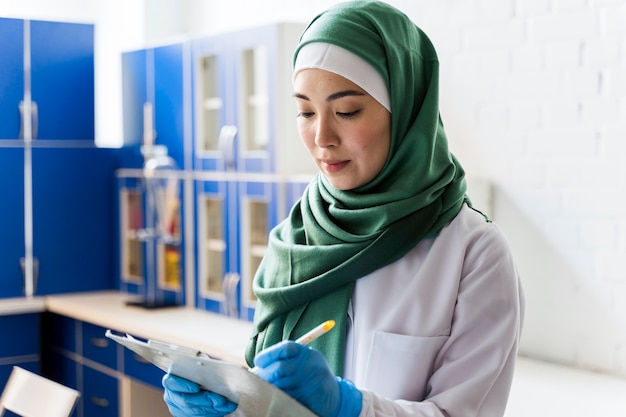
[293,89,366,102]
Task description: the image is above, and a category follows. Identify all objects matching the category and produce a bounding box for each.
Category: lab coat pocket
[365,331,448,401]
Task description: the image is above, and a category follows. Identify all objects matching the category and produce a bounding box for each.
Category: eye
[297,111,315,119]
[337,109,361,119]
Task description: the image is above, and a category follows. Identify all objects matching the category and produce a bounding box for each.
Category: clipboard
[105,330,317,417]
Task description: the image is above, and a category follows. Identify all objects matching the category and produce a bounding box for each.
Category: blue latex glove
[253,341,362,417]
[162,373,237,417]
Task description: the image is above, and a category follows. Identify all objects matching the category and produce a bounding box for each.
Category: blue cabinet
[191,23,310,175]
[0,18,24,140]
[0,313,41,417]
[122,41,190,169]
[0,18,94,141]
[41,315,116,417]
[83,366,119,417]
[42,316,119,417]
[41,314,77,381]
[117,24,316,320]
[1,17,121,416]
[1,17,112,300]
[193,179,240,316]
[116,172,186,308]
[82,321,118,369]
[0,148,25,297]
[123,346,164,389]
[41,313,78,417]
[118,40,191,308]
[41,313,172,417]
[81,324,120,417]
[0,314,40,388]
[190,24,314,320]
[116,176,145,291]
[194,178,311,320]
[0,146,120,298]
[32,147,120,295]
[237,181,285,320]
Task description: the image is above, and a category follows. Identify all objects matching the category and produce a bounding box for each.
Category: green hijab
[245,0,468,375]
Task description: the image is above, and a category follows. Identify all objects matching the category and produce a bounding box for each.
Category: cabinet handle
[218,125,237,170]
[90,337,109,348]
[224,273,240,318]
[19,101,24,139]
[143,101,155,146]
[18,101,38,139]
[31,102,38,139]
[91,396,110,408]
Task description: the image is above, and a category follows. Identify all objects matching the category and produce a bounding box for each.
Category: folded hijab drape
[245,0,468,375]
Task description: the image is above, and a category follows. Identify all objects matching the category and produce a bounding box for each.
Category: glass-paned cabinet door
[192,33,235,173]
[231,26,274,174]
[157,208,182,291]
[198,195,226,299]
[196,179,241,317]
[239,180,280,321]
[232,23,312,175]
[120,188,144,283]
[151,175,183,292]
[239,45,269,153]
[198,54,222,153]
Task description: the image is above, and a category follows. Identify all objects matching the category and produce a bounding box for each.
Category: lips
[320,159,349,172]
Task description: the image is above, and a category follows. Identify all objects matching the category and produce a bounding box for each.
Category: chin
[325,178,354,191]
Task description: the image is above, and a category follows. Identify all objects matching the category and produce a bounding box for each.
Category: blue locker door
[154,42,187,170]
[0,18,24,140]
[0,147,26,297]
[122,48,148,147]
[32,147,119,294]
[30,20,94,140]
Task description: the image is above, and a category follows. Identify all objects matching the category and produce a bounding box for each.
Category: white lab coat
[344,205,525,417]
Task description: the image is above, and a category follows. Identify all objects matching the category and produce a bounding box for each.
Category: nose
[314,115,339,148]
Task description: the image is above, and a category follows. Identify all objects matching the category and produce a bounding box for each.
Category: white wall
[2,0,625,378]
[408,0,626,378]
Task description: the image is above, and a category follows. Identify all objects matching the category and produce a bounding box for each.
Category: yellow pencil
[295,320,336,345]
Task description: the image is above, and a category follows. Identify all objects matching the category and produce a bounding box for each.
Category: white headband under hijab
[294,42,391,112]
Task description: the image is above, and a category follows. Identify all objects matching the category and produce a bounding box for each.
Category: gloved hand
[162,373,237,417]
[253,341,362,417]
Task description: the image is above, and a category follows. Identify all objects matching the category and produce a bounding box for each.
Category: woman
[163,1,524,416]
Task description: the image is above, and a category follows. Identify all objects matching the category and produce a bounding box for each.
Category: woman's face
[293,68,391,191]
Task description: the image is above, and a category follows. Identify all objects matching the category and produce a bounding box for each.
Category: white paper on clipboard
[105,330,317,417]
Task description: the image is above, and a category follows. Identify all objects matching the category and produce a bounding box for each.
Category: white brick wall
[418,0,626,377]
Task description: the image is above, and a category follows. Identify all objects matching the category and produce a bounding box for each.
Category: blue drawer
[81,321,117,370]
[83,365,119,417]
[123,343,165,389]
